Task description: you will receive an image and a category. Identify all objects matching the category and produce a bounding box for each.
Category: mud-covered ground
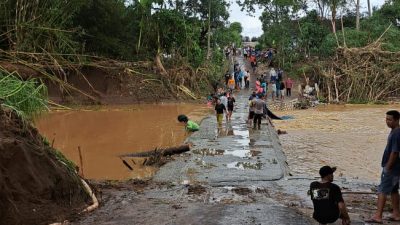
[0,107,90,225]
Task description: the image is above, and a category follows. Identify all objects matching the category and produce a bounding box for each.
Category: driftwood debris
[313,25,400,103]
[120,145,190,158]
[121,159,133,170]
[119,145,190,168]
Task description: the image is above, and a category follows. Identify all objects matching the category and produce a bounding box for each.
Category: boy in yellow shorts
[214,99,227,126]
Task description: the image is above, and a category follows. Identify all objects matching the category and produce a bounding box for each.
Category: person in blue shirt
[367,110,400,224]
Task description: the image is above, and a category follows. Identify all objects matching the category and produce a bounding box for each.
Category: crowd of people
[180,46,400,225]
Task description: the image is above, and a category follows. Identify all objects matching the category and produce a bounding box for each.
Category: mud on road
[72,56,380,225]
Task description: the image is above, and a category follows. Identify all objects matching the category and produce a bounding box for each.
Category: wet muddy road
[72,56,316,225]
[35,104,211,180]
[274,104,398,182]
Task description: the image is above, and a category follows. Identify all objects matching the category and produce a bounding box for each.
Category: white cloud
[228,2,263,37]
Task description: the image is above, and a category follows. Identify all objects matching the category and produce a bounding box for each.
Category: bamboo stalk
[78,146,84,178]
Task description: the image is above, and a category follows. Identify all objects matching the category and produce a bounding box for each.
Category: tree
[0,0,88,53]
[73,0,138,58]
[230,22,243,34]
[327,0,347,33]
[356,0,360,30]
[367,0,372,17]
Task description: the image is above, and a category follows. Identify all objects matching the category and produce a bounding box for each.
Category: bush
[0,71,48,119]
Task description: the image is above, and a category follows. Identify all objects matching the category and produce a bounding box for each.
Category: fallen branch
[120,145,190,158]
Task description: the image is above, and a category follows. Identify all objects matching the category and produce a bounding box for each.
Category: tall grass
[0,69,48,119]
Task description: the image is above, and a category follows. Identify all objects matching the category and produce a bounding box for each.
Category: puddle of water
[192,148,225,156]
[35,104,211,180]
[274,104,397,181]
[224,150,250,158]
[226,161,264,170]
[192,148,261,158]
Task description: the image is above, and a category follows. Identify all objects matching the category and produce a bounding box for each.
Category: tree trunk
[136,16,143,54]
[331,4,337,34]
[316,0,325,19]
[119,145,190,157]
[206,0,211,60]
[356,0,360,31]
[367,0,372,17]
[155,53,168,76]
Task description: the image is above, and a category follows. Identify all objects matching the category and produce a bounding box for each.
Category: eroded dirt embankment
[0,60,212,105]
[0,107,90,225]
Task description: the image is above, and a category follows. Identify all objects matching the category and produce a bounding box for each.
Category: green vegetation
[0,0,241,65]
[0,69,48,119]
[253,1,400,70]
[0,0,243,102]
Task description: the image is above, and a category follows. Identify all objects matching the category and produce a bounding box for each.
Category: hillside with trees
[0,0,242,104]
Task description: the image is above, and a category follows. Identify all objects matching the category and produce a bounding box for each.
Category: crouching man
[310,166,351,225]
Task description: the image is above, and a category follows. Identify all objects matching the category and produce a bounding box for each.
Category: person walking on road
[228,75,235,92]
[310,166,351,225]
[367,110,400,224]
[248,92,256,126]
[252,95,265,130]
[215,99,227,126]
[244,70,250,89]
[227,94,236,121]
[219,92,228,110]
[250,54,257,73]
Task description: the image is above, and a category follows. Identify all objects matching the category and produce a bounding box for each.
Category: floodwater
[35,104,211,180]
[274,104,399,182]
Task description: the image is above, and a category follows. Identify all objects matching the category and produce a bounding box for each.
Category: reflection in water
[274,104,397,182]
[35,104,211,180]
[227,161,264,170]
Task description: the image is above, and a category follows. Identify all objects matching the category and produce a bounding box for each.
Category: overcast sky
[228,0,386,38]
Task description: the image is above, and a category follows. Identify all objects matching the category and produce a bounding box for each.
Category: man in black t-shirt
[310,166,351,225]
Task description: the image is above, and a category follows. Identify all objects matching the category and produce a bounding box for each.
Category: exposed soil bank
[0,61,209,105]
[0,107,89,225]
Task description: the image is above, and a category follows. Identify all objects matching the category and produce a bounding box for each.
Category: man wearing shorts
[367,110,400,224]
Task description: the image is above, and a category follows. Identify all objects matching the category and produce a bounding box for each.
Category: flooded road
[274,104,399,182]
[35,104,211,180]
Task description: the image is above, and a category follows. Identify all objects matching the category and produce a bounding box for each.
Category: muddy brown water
[35,104,211,180]
[274,104,399,182]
